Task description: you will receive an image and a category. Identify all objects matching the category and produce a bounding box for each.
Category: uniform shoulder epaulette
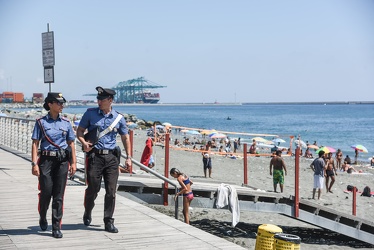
[115,110,124,116]
[37,115,47,122]
[61,116,70,122]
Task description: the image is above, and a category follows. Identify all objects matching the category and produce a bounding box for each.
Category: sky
[0,0,373,103]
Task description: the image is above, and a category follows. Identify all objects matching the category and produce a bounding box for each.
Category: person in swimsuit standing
[269,150,287,192]
[170,168,194,224]
[335,149,343,170]
[325,152,337,193]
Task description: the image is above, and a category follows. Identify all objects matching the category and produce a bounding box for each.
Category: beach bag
[346,185,357,192]
[361,186,371,197]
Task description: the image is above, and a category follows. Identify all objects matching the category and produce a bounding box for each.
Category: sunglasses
[52,101,64,106]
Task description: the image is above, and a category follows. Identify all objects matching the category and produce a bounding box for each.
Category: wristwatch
[31,162,36,167]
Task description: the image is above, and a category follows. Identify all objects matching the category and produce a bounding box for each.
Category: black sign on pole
[42,32,55,67]
[44,66,54,83]
[42,24,55,91]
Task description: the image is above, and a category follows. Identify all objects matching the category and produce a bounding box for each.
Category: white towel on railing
[216,183,240,227]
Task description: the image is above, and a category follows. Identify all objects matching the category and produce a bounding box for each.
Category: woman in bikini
[170,168,194,224]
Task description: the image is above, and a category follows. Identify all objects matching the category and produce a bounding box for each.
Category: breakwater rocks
[0,104,160,130]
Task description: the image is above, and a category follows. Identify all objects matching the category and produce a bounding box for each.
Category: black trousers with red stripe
[84,152,119,224]
[38,156,69,230]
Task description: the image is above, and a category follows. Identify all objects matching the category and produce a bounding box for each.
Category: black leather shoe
[83,212,92,226]
[39,218,48,231]
[105,223,118,233]
[52,229,63,238]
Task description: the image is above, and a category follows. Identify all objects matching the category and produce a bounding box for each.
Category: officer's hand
[83,142,93,152]
[69,163,77,177]
[32,165,40,177]
[125,158,132,168]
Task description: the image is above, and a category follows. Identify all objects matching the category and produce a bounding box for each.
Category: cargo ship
[133,91,160,104]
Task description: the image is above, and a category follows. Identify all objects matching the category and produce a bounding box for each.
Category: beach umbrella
[294,140,307,148]
[251,137,268,143]
[209,131,218,136]
[200,129,216,135]
[127,123,138,129]
[210,133,227,139]
[272,138,286,144]
[351,144,368,153]
[186,130,200,135]
[162,122,172,127]
[307,144,319,150]
[316,146,336,154]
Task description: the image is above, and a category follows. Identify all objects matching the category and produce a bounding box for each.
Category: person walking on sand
[249,139,257,154]
[170,168,194,224]
[202,141,212,178]
[325,152,337,193]
[310,150,327,200]
[354,149,359,165]
[269,150,287,193]
[77,86,132,233]
[31,92,77,238]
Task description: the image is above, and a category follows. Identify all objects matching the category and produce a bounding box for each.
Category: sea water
[64,104,373,162]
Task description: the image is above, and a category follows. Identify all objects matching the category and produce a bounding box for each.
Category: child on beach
[170,168,194,224]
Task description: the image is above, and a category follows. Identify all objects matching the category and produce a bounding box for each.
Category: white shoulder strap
[98,114,123,139]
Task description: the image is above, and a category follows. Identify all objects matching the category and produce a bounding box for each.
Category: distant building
[33,93,44,104]
[0,92,24,103]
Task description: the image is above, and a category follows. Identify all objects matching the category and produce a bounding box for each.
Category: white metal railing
[0,117,35,154]
[0,116,179,218]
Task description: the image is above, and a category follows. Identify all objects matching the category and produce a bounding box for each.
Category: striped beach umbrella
[316,146,336,154]
[351,144,368,153]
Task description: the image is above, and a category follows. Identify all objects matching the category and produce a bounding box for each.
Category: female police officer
[31,92,77,238]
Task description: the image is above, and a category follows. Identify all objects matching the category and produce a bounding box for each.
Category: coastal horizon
[1,103,373,163]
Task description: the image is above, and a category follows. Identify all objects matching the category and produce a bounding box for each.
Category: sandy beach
[127,129,374,249]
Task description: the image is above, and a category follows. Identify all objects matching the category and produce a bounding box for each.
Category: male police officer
[77,86,132,233]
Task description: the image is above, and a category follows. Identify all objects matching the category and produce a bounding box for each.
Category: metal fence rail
[0,117,35,154]
[0,116,179,219]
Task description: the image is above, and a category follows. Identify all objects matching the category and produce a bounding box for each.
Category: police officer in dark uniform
[31,92,77,238]
[76,86,132,233]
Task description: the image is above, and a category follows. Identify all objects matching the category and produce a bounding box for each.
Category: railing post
[352,186,357,216]
[129,129,134,175]
[294,146,300,218]
[163,133,170,206]
[243,143,248,185]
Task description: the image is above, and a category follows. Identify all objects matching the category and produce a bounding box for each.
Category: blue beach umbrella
[127,123,138,129]
[210,133,227,139]
[272,138,286,144]
[186,130,200,135]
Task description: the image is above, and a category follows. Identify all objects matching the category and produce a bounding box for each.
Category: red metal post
[352,186,357,216]
[294,147,300,218]
[163,133,170,206]
[243,143,248,185]
[129,130,134,175]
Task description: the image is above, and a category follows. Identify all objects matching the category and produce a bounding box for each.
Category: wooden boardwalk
[0,148,245,250]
